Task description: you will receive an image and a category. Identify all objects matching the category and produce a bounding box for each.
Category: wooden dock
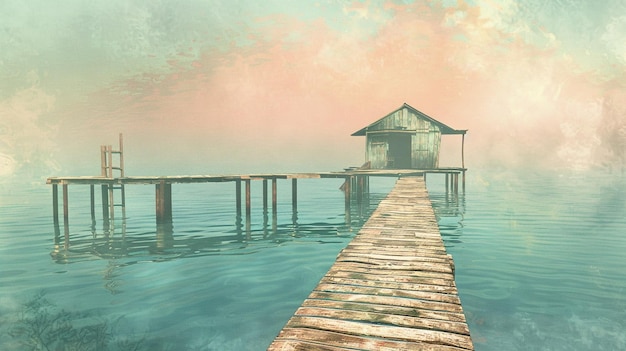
[267,176,473,351]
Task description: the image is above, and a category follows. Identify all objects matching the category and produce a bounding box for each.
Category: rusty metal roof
[351,103,467,136]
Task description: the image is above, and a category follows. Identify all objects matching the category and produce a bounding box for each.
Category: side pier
[268,176,473,350]
[46,169,465,228]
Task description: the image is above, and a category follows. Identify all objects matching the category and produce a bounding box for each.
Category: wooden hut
[352,103,467,169]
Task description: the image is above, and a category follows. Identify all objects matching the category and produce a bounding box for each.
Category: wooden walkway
[268,176,473,351]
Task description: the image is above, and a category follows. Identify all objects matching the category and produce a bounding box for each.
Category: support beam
[272,178,278,233]
[107,145,113,178]
[463,171,465,194]
[101,185,109,225]
[100,145,106,177]
[292,179,298,224]
[245,179,251,234]
[109,184,115,221]
[344,176,351,225]
[156,181,172,224]
[262,179,268,213]
[90,184,95,223]
[272,178,277,216]
[461,134,465,170]
[235,179,242,219]
[356,175,363,208]
[52,184,59,225]
[62,184,69,226]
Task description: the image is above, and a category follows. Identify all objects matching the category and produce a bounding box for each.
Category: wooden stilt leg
[156,181,172,224]
[235,179,242,219]
[90,184,95,223]
[344,176,351,225]
[52,184,59,225]
[262,179,268,214]
[292,179,298,225]
[272,178,277,233]
[101,185,110,227]
[245,179,251,234]
[62,184,69,226]
[463,171,465,194]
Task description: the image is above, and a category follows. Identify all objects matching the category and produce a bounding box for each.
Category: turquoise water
[431,170,626,350]
[1,171,625,350]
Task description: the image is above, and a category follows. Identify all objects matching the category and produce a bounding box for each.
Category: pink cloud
[50,0,626,175]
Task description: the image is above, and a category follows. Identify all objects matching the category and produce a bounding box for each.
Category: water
[0,178,391,350]
[1,171,626,350]
[430,170,626,350]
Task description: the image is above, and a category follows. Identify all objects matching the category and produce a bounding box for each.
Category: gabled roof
[351,103,467,136]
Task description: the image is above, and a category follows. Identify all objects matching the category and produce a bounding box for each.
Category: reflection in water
[430,189,466,247]
[49,187,387,265]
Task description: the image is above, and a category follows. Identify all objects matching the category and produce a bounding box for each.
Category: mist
[2,0,625,182]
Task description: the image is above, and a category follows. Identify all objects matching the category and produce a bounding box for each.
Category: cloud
[0,80,59,179]
[2,0,625,178]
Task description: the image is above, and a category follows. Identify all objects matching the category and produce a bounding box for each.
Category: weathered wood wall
[365,107,442,169]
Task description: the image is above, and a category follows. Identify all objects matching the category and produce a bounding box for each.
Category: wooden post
[107,145,113,177]
[272,178,277,215]
[100,145,107,176]
[118,133,124,177]
[108,184,115,221]
[272,178,277,233]
[262,179,269,236]
[291,179,298,225]
[463,171,465,194]
[445,173,449,193]
[262,179,268,213]
[155,182,162,223]
[52,184,59,225]
[344,176,351,225]
[101,185,109,224]
[461,133,466,194]
[245,179,251,233]
[62,184,69,226]
[461,133,465,170]
[156,181,172,223]
[106,145,114,220]
[356,176,362,207]
[235,179,242,219]
[90,184,95,223]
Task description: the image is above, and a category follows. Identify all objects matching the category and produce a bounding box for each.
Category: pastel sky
[1,0,625,181]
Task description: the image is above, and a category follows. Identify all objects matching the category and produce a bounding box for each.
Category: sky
[1,0,625,182]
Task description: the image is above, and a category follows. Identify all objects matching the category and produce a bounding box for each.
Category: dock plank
[268,177,473,350]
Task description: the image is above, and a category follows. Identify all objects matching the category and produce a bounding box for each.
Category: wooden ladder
[100,133,126,221]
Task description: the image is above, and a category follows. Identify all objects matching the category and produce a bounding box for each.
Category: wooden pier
[46,169,465,228]
[267,176,473,350]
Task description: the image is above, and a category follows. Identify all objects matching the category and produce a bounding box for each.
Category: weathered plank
[328,262,454,280]
[319,276,458,294]
[301,299,468,323]
[294,307,470,335]
[314,282,462,305]
[307,291,464,313]
[275,328,470,351]
[285,317,473,350]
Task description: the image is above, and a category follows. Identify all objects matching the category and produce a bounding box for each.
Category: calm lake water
[1,170,625,350]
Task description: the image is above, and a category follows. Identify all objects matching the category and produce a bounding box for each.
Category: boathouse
[352,103,467,169]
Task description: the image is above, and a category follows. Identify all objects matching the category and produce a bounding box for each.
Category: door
[387,133,412,169]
